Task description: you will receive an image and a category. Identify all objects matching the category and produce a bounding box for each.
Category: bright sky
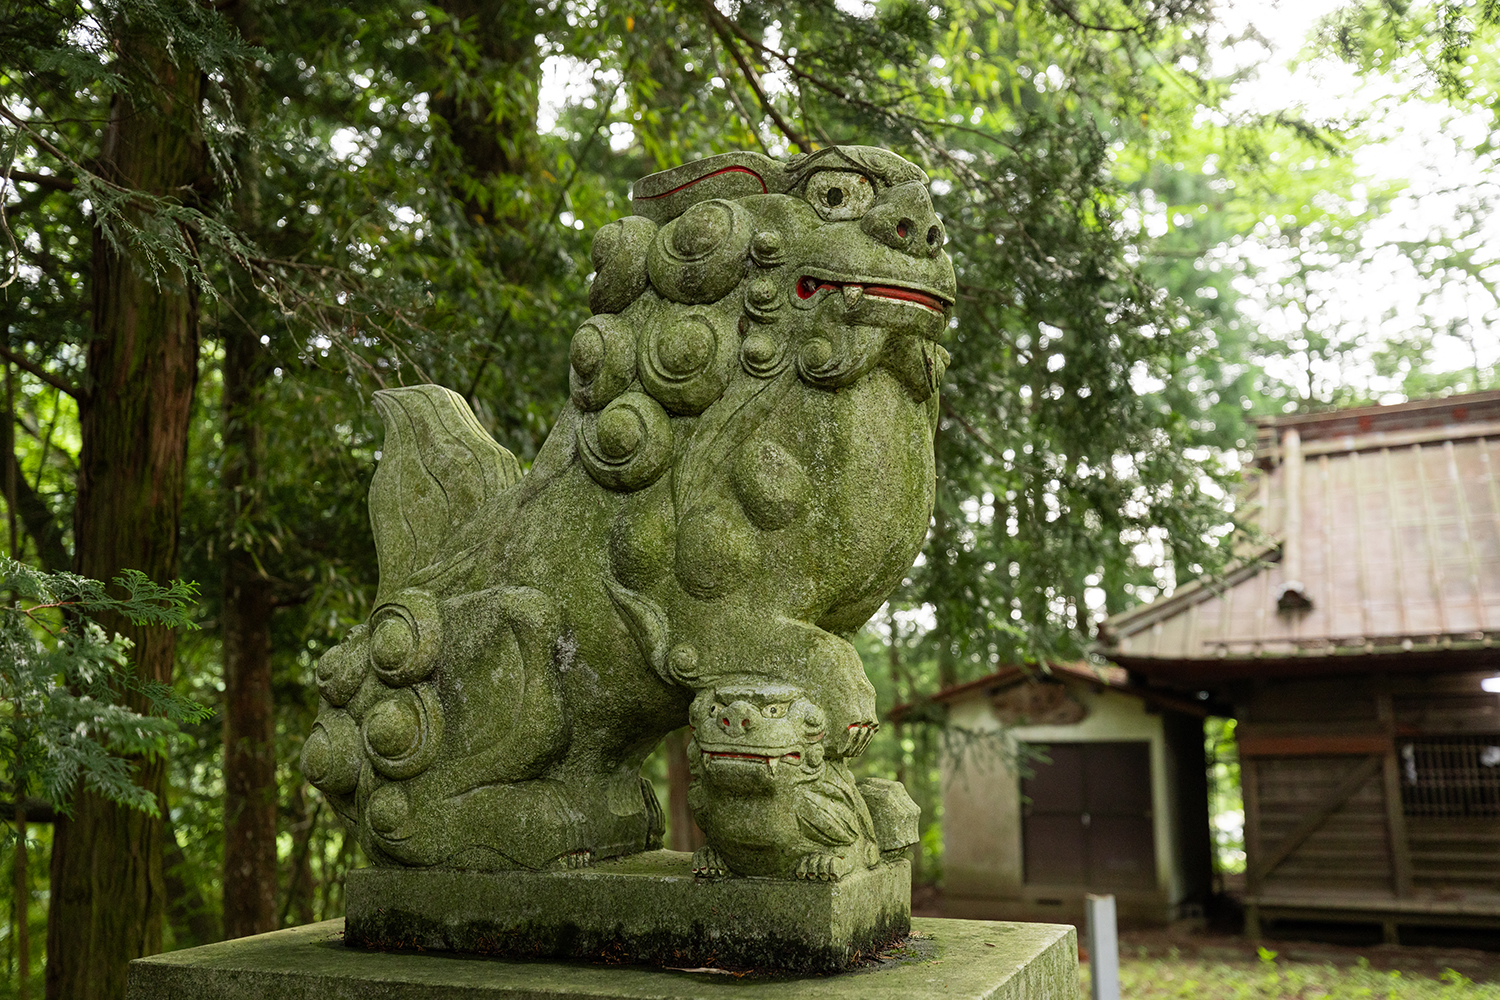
[1210,0,1500,398]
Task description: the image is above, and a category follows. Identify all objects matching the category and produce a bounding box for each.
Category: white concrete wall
[941,680,1181,920]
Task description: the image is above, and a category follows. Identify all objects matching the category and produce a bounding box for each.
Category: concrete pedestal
[127,917,1078,999]
[345,851,908,972]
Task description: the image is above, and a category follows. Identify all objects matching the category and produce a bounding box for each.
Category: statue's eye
[763,703,788,718]
[804,170,875,222]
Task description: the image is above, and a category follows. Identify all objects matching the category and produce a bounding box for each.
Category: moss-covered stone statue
[302,145,951,880]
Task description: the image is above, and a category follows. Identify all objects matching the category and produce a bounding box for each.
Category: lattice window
[1399,737,1500,818]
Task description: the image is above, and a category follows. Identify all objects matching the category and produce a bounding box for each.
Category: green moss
[343,852,910,973]
[128,916,1078,999]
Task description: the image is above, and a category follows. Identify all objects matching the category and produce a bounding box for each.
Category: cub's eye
[762,703,789,718]
[804,170,875,222]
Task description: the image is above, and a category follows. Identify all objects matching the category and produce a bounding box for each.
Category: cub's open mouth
[796,275,950,314]
[701,749,804,772]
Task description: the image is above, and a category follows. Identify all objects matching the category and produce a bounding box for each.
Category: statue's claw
[560,849,597,869]
[692,846,729,879]
[795,852,852,882]
[845,721,878,757]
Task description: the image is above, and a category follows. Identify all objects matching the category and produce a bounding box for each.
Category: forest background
[2,0,1499,997]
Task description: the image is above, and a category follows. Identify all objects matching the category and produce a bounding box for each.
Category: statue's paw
[845,720,878,757]
[692,846,729,879]
[795,852,852,882]
[561,848,596,870]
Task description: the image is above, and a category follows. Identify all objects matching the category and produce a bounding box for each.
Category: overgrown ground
[1079,933,1500,999]
[1086,952,1500,999]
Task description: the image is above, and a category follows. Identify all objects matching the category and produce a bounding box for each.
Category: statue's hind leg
[305,584,642,870]
[354,768,663,870]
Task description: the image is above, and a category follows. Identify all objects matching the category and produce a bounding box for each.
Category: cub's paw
[845,720,878,756]
[692,846,729,879]
[796,852,853,882]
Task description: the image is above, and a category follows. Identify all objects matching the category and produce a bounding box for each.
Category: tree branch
[5,170,75,193]
[699,1,810,152]
[1045,0,1139,34]
[0,345,82,399]
[941,397,1010,464]
[703,12,1019,155]
[0,799,56,824]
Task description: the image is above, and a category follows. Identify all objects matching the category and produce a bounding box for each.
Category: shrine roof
[1098,390,1500,682]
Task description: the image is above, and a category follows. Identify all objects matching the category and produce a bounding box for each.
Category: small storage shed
[1098,390,1500,943]
[901,662,1214,925]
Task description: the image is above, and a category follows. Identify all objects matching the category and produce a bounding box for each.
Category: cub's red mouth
[796,275,950,314]
[702,749,804,772]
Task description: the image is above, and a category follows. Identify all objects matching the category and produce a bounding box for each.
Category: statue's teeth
[766,756,777,772]
[843,285,863,307]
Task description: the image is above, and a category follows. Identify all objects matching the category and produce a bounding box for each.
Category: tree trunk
[13,808,28,1000]
[886,609,907,788]
[280,786,318,928]
[46,26,203,1000]
[429,0,542,229]
[929,426,959,690]
[1,394,70,574]
[663,729,705,852]
[220,329,278,939]
[163,815,220,947]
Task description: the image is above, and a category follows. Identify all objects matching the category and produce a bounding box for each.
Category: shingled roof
[1097,390,1500,683]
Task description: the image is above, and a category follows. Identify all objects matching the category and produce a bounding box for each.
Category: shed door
[1021,741,1157,890]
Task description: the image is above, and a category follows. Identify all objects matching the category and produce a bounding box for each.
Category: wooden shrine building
[1098,390,1500,944]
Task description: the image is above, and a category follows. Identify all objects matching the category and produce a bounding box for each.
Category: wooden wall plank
[1376,689,1414,899]
[1240,735,1390,757]
[1247,754,1384,885]
[1242,757,1263,897]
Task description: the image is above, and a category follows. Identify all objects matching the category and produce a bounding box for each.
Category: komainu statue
[301,146,952,878]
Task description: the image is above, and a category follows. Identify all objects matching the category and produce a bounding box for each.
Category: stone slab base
[126,916,1078,1000]
[345,851,907,972]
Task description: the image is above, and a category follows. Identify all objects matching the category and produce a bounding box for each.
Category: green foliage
[1313,0,1500,111]
[0,559,208,825]
[0,0,1493,958]
[1099,950,1500,999]
[0,0,261,294]
[1206,715,1244,875]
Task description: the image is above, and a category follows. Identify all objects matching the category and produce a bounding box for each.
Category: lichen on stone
[301,146,954,879]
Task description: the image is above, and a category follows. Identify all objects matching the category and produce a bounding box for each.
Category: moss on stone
[127,916,1077,999]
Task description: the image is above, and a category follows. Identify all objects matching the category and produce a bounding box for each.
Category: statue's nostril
[896,219,910,239]
[927,225,940,246]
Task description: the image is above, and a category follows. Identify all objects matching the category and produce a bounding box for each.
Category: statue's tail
[368,385,521,602]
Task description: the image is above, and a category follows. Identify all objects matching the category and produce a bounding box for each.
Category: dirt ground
[910,886,1500,984]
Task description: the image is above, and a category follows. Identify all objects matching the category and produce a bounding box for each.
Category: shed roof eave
[1253,389,1500,433]
[1097,543,1280,646]
[1108,643,1500,686]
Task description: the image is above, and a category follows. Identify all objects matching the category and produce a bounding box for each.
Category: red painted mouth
[796,275,949,314]
[702,749,805,771]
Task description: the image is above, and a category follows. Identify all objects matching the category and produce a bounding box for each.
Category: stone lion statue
[301,145,953,877]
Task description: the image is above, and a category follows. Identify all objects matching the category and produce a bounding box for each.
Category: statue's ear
[369,385,521,603]
[631,151,787,223]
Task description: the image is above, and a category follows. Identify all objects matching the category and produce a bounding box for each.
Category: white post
[1085,893,1120,1000]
